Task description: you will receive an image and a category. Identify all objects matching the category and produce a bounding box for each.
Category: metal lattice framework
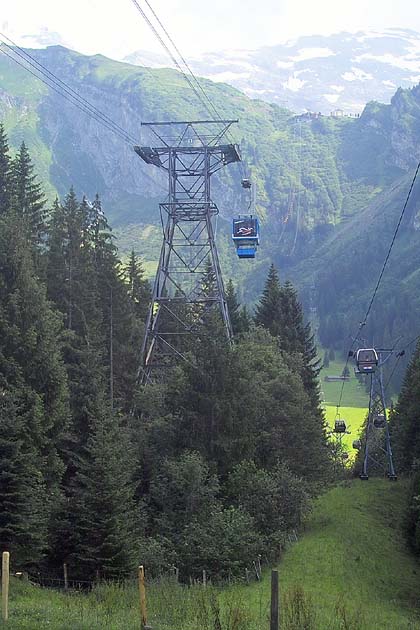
[134,120,240,383]
[360,350,397,480]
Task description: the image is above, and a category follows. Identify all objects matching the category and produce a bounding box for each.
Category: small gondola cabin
[334,419,347,433]
[355,348,378,374]
[232,216,260,259]
[373,414,386,429]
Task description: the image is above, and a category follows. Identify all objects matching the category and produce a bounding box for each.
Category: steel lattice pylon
[360,350,397,480]
[134,120,240,383]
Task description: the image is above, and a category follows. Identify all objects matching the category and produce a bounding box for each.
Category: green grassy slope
[3,481,419,629]
[230,479,420,629]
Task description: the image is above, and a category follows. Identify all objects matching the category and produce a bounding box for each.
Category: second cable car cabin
[354,348,379,374]
[232,216,260,259]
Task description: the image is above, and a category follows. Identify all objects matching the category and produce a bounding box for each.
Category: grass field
[3,481,420,629]
[230,479,420,630]
[324,405,367,450]
[319,357,369,408]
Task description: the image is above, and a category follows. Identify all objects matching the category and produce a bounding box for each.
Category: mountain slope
[233,479,420,629]
[1,45,420,361]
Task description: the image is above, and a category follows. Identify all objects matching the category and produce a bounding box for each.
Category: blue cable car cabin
[355,348,379,374]
[232,216,260,259]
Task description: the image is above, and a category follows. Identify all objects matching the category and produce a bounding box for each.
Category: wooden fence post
[63,563,68,591]
[138,565,148,629]
[202,570,207,587]
[270,569,279,630]
[2,551,10,622]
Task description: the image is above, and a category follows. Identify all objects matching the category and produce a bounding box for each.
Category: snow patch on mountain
[290,47,335,62]
[124,28,420,114]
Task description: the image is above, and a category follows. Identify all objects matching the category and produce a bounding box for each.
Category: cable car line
[334,160,420,414]
[129,0,215,121]
[360,161,420,329]
[0,45,132,144]
[382,334,420,395]
[141,0,226,125]
[0,40,167,193]
[0,35,137,145]
[128,0,248,181]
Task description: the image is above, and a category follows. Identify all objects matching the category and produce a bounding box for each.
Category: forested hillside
[0,127,332,579]
[1,45,420,368]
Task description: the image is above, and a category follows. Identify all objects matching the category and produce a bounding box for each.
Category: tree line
[0,125,331,582]
[389,340,420,552]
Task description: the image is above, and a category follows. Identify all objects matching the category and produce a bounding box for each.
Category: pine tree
[226,279,242,335]
[124,250,151,322]
[68,411,139,579]
[0,386,48,567]
[0,124,11,214]
[278,280,322,410]
[390,341,420,472]
[0,211,69,567]
[254,263,283,335]
[11,142,47,249]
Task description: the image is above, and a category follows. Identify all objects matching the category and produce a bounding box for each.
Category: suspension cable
[335,161,420,413]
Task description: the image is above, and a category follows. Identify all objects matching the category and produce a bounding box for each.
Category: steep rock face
[1,46,420,308]
[1,44,420,366]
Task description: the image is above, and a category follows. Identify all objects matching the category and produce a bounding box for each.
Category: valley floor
[3,480,420,629]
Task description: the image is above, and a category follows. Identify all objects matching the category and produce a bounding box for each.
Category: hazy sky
[2,0,420,59]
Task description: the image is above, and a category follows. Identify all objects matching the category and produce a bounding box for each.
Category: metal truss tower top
[134,120,241,383]
[360,349,397,480]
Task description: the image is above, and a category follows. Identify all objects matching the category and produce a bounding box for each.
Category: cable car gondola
[373,413,386,429]
[232,215,260,259]
[355,348,378,374]
[334,419,347,434]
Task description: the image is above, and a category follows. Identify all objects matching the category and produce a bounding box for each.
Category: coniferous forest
[0,125,333,582]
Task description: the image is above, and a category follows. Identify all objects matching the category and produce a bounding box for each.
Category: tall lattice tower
[359,350,397,480]
[134,120,240,383]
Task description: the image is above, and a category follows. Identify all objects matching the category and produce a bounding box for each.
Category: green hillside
[234,479,420,629]
[1,46,420,362]
[3,480,419,629]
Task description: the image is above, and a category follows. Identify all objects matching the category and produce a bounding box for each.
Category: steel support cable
[0,47,131,144]
[142,0,226,123]
[129,0,247,178]
[383,334,420,394]
[0,35,137,144]
[335,161,420,413]
[361,161,420,327]
[141,0,247,179]
[0,45,167,192]
[129,0,214,119]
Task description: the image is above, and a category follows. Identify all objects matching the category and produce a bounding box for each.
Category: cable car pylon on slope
[135,119,241,383]
[350,348,397,481]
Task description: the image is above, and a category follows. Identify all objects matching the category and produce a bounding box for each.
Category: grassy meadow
[3,480,420,629]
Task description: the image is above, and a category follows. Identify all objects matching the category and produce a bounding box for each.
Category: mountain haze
[125,28,420,114]
[1,44,420,361]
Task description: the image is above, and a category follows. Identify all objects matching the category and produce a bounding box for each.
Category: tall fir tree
[124,249,151,322]
[390,340,420,472]
[0,124,11,214]
[67,411,139,579]
[11,142,47,250]
[0,209,69,568]
[254,263,283,336]
[226,279,242,335]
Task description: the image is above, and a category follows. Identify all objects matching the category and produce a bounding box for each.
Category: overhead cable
[336,161,420,412]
